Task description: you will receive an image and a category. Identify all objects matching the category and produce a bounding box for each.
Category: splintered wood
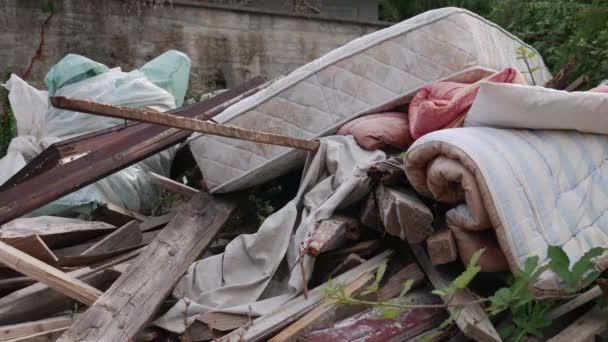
[57,192,237,342]
[307,215,361,256]
[426,228,458,265]
[376,185,433,243]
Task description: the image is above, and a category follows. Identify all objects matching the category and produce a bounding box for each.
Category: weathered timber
[307,215,361,256]
[320,240,382,260]
[0,221,115,249]
[0,316,72,340]
[426,229,458,265]
[3,235,58,265]
[410,244,501,342]
[219,250,394,342]
[547,305,608,342]
[0,249,139,325]
[51,96,322,152]
[0,241,102,306]
[359,194,381,231]
[324,253,365,281]
[81,221,142,256]
[57,192,238,341]
[139,212,176,232]
[269,272,374,342]
[564,74,589,92]
[377,263,425,301]
[376,185,433,243]
[547,285,602,320]
[91,203,148,227]
[0,78,265,225]
[306,292,445,342]
[197,312,253,332]
[148,172,199,198]
[4,327,68,342]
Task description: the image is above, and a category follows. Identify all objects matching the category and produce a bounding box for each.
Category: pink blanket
[408,68,526,139]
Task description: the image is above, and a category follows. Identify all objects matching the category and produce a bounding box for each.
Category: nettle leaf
[363,263,386,295]
[499,323,516,340]
[488,288,512,315]
[527,51,538,59]
[434,249,484,298]
[380,307,401,319]
[548,245,575,284]
[399,279,414,299]
[440,305,462,330]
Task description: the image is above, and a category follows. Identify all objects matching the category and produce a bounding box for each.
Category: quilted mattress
[190,7,552,193]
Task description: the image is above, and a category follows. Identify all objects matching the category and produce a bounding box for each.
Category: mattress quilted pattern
[191,7,552,193]
[410,127,608,292]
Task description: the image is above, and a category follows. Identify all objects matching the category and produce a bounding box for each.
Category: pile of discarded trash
[0,7,607,342]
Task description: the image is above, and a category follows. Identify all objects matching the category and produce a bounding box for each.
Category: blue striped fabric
[410,127,608,283]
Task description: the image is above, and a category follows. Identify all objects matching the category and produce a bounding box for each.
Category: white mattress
[190,7,552,193]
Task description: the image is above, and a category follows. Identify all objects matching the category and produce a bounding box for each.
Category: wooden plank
[0,240,102,306]
[198,312,252,332]
[306,215,360,256]
[270,272,374,341]
[51,96,322,152]
[3,235,58,265]
[359,194,381,231]
[57,192,238,341]
[376,185,433,243]
[81,221,142,256]
[377,263,425,301]
[219,250,394,342]
[0,249,140,325]
[0,221,115,249]
[0,316,72,340]
[91,203,147,227]
[0,77,266,225]
[148,172,198,198]
[306,292,445,342]
[426,229,458,265]
[410,244,500,342]
[4,327,67,342]
[324,254,365,282]
[546,285,602,320]
[547,305,608,342]
[139,212,176,232]
[564,74,589,92]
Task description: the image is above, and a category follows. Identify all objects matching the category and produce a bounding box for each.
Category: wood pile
[0,77,605,342]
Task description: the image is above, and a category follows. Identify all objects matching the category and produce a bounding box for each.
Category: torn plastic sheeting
[0,50,191,218]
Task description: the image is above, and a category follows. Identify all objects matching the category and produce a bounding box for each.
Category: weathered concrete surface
[0,0,385,95]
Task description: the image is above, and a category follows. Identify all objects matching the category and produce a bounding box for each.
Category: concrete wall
[0,0,386,95]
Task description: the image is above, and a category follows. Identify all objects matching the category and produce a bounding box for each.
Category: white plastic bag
[0,51,191,217]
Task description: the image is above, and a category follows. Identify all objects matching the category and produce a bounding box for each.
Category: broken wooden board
[307,215,361,256]
[148,172,199,199]
[197,312,253,332]
[324,253,366,282]
[269,272,374,341]
[410,244,501,342]
[57,192,238,342]
[377,263,425,301]
[426,228,458,265]
[91,203,148,227]
[219,250,394,342]
[359,194,381,231]
[0,77,266,225]
[319,240,382,260]
[0,221,115,249]
[3,235,58,265]
[547,285,602,320]
[306,291,445,342]
[4,327,68,342]
[0,249,139,325]
[81,221,142,256]
[138,212,176,232]
[547,305,608,342]
[0,240,102,306]
[0,316,72,340]
[376,185,433,243]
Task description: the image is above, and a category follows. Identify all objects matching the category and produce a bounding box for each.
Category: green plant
[515,46,539,85]
[323,245,606,341]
